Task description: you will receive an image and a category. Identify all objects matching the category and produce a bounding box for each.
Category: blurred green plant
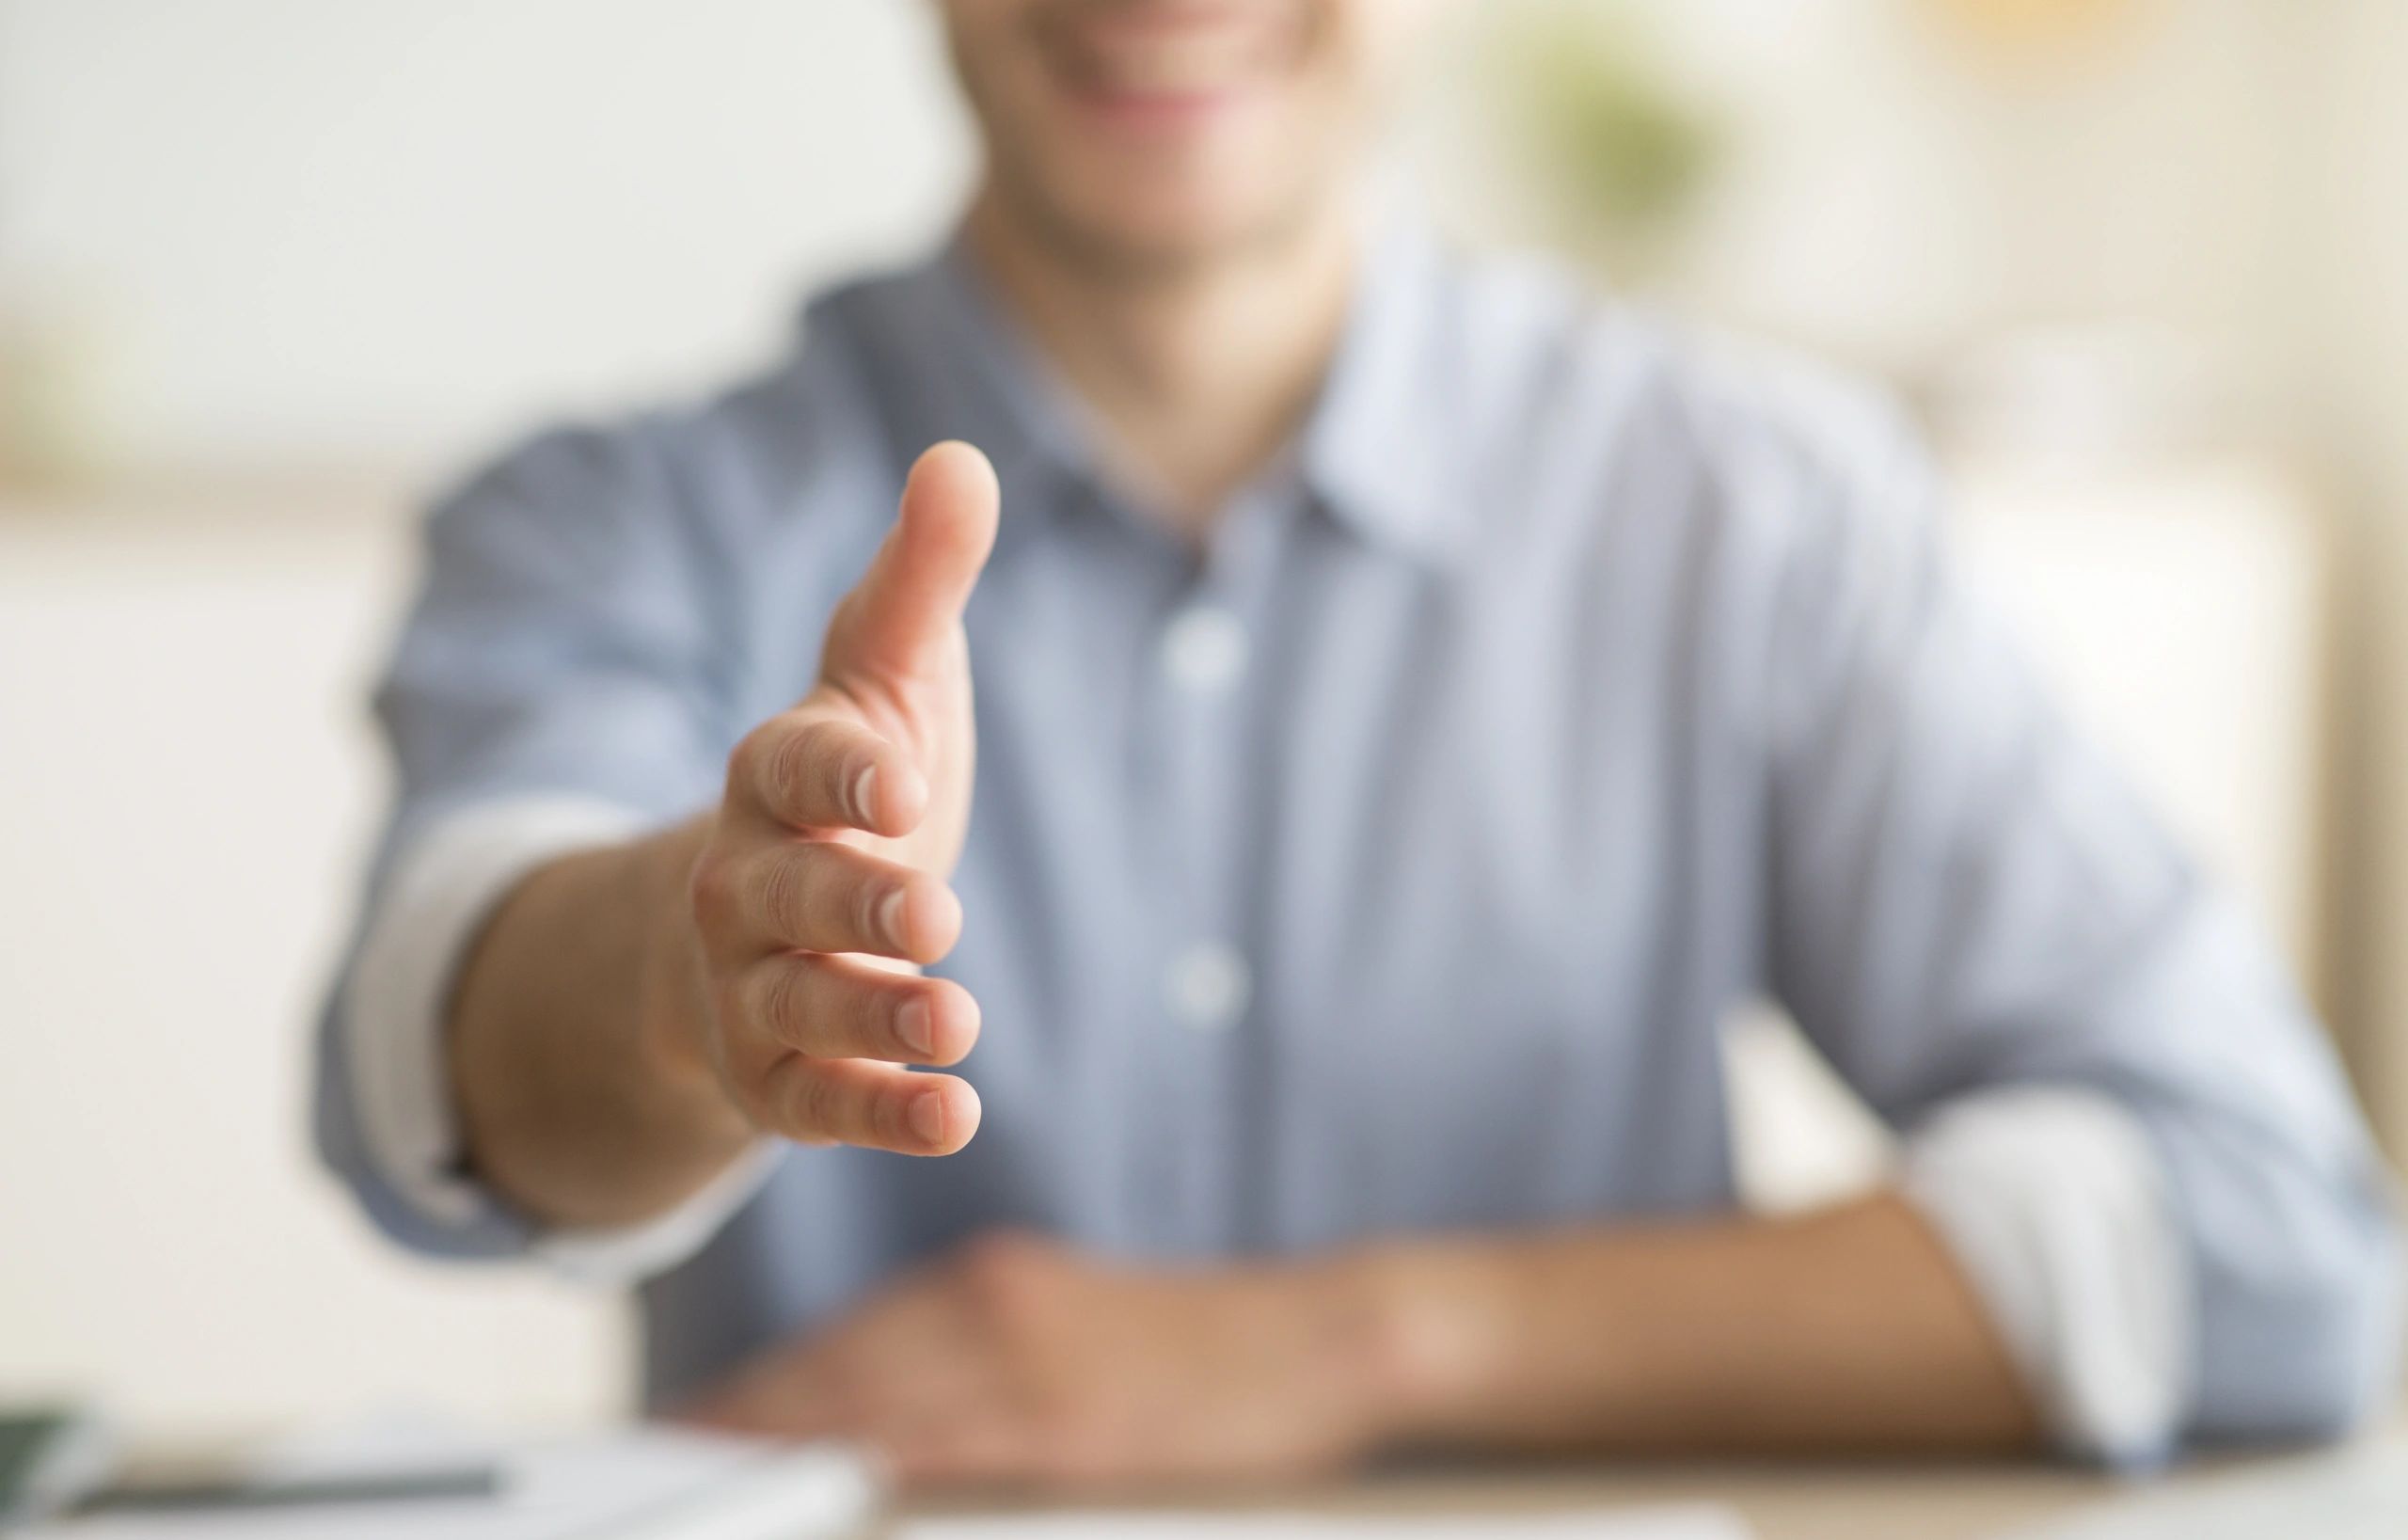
[1482,3,1721,275]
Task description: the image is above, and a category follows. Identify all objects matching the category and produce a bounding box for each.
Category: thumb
[823,441,1001,687]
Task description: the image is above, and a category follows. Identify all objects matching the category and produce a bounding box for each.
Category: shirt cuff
[1900,1086,2191,1466]
[341,795,779,1284]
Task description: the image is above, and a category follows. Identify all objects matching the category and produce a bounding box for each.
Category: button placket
[1164,939,1252,1033]
[1160,604,1250,694]
[1136,484,1291,1249]
[1156,583,1254,1034]
[1149,580,1256,1246]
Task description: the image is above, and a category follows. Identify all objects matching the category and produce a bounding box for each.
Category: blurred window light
[1470,2,1723,278]
[1921,0,2147,62]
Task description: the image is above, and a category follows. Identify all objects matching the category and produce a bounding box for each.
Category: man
[319,0,2400,1490]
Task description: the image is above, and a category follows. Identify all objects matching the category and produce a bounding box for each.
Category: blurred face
[939,0,1437,272]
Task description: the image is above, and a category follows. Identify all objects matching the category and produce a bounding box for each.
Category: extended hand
[678,442,999,1156]
[680,1233,1403,1492]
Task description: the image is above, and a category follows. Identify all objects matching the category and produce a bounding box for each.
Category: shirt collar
[1294,214,1469,565]
[809,240,1093,565]
[821,212,1471,568]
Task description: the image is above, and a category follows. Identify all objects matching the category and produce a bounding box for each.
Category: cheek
[1343,0,1449,50]
[943,5,1049,127]
[1247,57,1370,189]
[1280,9,1388,145]
[1324,0,1440,114]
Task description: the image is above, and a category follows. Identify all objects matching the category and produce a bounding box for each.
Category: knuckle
[752,958,808,1045]
[852,871,892,949]
[836,985,889,1061]
[783,1062,842,1140]
[868,1080,914,1146]
[762,727,822,818]
[755,849,810,939]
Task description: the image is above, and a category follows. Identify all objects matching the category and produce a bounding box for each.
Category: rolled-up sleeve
[315,426,738,1262]
[1900,1085,2190,1463]
[1755,397,2403,1459]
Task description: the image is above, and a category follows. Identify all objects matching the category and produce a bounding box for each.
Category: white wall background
[0,0,2332,474]
[0,490,635,1436]
[1624,0,2297,382]
[0,0,973,470]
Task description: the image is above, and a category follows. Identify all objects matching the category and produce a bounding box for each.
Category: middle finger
[740,951,981,1066]
[738,839,961,962]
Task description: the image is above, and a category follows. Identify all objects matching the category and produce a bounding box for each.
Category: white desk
[898,1424,2408,1540]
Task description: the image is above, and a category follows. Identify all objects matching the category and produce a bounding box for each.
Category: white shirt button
[1165,942,1251,1032]
[1160,606,1249,692]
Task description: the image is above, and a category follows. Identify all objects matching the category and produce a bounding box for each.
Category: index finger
[737,710,927,836]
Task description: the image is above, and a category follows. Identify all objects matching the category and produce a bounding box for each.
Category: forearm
[1351,1193,2041,1458]
[448,812,753,1230]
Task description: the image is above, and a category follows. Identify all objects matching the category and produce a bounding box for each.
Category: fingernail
[848,764,879,828]
[878,886,911,949]
[895,996,935,1056]
[909,1089,947,1145]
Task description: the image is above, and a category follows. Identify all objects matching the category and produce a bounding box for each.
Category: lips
[1043,2,1295,105]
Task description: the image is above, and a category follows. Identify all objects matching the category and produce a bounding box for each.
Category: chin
[1004,139,1330,273]
[1073,195,1288,263]
[961,1,1349,271]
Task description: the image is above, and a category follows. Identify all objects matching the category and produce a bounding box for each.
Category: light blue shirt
[318,224,2399,1456]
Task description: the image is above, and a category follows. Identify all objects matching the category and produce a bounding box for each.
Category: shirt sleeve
[1753,389,2403,1460]
[1900,1086,2188,1464]
[315,424,760,1270]
[335,795,784,1283]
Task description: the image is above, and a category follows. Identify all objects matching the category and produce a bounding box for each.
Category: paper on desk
[21,1427,877,1540]
[1999,1434,2408,1540]
[898,1505,1752,1540]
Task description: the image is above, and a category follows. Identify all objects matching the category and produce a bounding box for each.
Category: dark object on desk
[0,1407,116,1525]
[74,1463,503,1516]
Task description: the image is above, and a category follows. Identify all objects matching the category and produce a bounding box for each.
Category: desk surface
[898,1430,2407,1540]
[1305,1463,2110,1539]
[903,1466,2104,1540]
